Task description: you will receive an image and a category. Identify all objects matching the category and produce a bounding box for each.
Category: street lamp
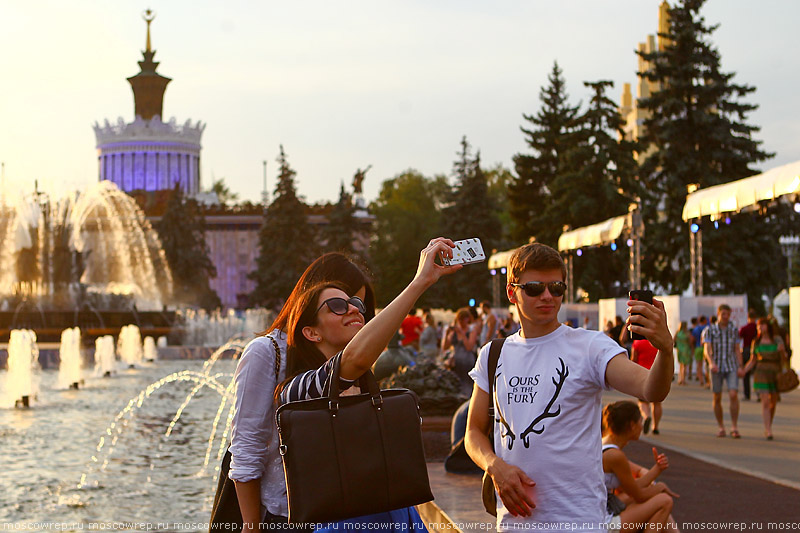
[779,234,800,288]
[262,160,269,206]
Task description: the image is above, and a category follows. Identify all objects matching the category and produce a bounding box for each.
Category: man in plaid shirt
[702,304,744,438]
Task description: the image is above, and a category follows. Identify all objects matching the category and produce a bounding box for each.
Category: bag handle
[486,338,506,420]
[328,353,382,405]
[267,334,281,382]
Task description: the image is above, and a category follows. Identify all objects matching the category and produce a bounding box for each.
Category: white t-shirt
[469,325,624,532]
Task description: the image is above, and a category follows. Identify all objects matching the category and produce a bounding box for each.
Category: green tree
[548,80,642,299]
[441,137,502,307]
[509,61,581,246]
[208,178,239,205]
[485,163,515,251]
[369,170,448,308]
[324,181,358,255]
[156,184,220,309]
[638,0,775,302]
[249,146,318,307]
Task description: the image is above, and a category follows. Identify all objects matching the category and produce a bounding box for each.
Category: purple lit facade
[94,118,204,195]
[97,141,200,195]
[204,216,261,309]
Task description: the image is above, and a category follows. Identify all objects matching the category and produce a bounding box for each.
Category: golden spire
[658,1,671,51]
[143,9,156,52]
[129,7,171,120]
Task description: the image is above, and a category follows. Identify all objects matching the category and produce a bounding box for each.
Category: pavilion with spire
[93,10,205,195]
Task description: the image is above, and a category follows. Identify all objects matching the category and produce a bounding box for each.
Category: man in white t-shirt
[465,243,674,532]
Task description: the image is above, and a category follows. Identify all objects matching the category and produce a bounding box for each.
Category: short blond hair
[507,243,566,283]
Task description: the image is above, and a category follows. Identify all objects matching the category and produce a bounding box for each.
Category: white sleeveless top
[602,443,621,492]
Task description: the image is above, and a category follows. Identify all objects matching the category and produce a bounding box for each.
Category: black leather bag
[276,360,433,524]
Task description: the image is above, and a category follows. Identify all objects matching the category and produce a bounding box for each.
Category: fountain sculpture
[0,180,173,310]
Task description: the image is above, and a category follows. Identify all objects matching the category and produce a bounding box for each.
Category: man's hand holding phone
[627,290,672,353]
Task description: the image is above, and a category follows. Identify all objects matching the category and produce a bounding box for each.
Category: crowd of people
[222,237,790,533]
[601,305,791,441]
[388,302,523,398]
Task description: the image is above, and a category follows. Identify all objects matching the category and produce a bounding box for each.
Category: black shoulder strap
[486,338,506,420]
[267,335,281,381]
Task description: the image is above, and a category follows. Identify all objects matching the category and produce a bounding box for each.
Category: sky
[1,0,799,206]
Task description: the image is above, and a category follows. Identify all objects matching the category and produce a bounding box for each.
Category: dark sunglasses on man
[510,281,567,298]
[314,296,366,317]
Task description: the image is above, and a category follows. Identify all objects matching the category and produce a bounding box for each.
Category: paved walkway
[425,383,800,531]
[603,379,800,489]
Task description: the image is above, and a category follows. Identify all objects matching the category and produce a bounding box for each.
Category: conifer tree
[249,146,317,307]
[156,185,220,309]
[509,61,580,246]
[638,0,775,299]
[324,181,358,255]
[548,80,642,299]
[441,137,502,307]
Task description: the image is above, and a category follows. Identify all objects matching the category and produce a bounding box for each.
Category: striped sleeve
[280,352,356,403]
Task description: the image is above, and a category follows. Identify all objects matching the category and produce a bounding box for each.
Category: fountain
[118,324,143,368]
[143,335,157,362]
[0,181,172,309]
[94,335,116,377]
[76,339,247,505]
[4,329,40,408]
[57,327,83,389]
[177,307,271,346]
[0,180,176,346]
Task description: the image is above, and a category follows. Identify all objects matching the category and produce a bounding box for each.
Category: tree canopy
[156,185,220,310]
[369,170,449,307]
[509,61,580,246]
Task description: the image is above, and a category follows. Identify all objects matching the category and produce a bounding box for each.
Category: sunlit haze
[1,0,797,204]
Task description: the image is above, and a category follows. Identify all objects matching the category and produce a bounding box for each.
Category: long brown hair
[754,317,775,345]
[275,281,350,400]
[260,252,375,336]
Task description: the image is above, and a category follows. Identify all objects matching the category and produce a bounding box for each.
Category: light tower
[93,10,205,195]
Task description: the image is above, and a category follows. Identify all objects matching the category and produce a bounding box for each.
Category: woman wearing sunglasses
[229,253,375,531]
[277,238,462,531]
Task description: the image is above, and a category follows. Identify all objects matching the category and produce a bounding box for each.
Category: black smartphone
[628,290,653,341]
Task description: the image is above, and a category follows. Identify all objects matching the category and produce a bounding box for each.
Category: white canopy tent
[682,160,800,296]
[557,210,643,302]
[557,214,628,252]
[682,159,800,221]
[487,249,515,270]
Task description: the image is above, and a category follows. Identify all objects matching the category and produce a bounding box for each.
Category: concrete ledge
[417,502,462,533]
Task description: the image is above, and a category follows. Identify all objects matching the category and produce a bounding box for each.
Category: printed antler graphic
[493,364,516,450]
[519,358,569,448]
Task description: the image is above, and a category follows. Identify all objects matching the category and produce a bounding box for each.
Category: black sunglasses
[510,281,567,298]
[314,296,366,317]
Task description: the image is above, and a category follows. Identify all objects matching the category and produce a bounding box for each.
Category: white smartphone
[441,238,486,266]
